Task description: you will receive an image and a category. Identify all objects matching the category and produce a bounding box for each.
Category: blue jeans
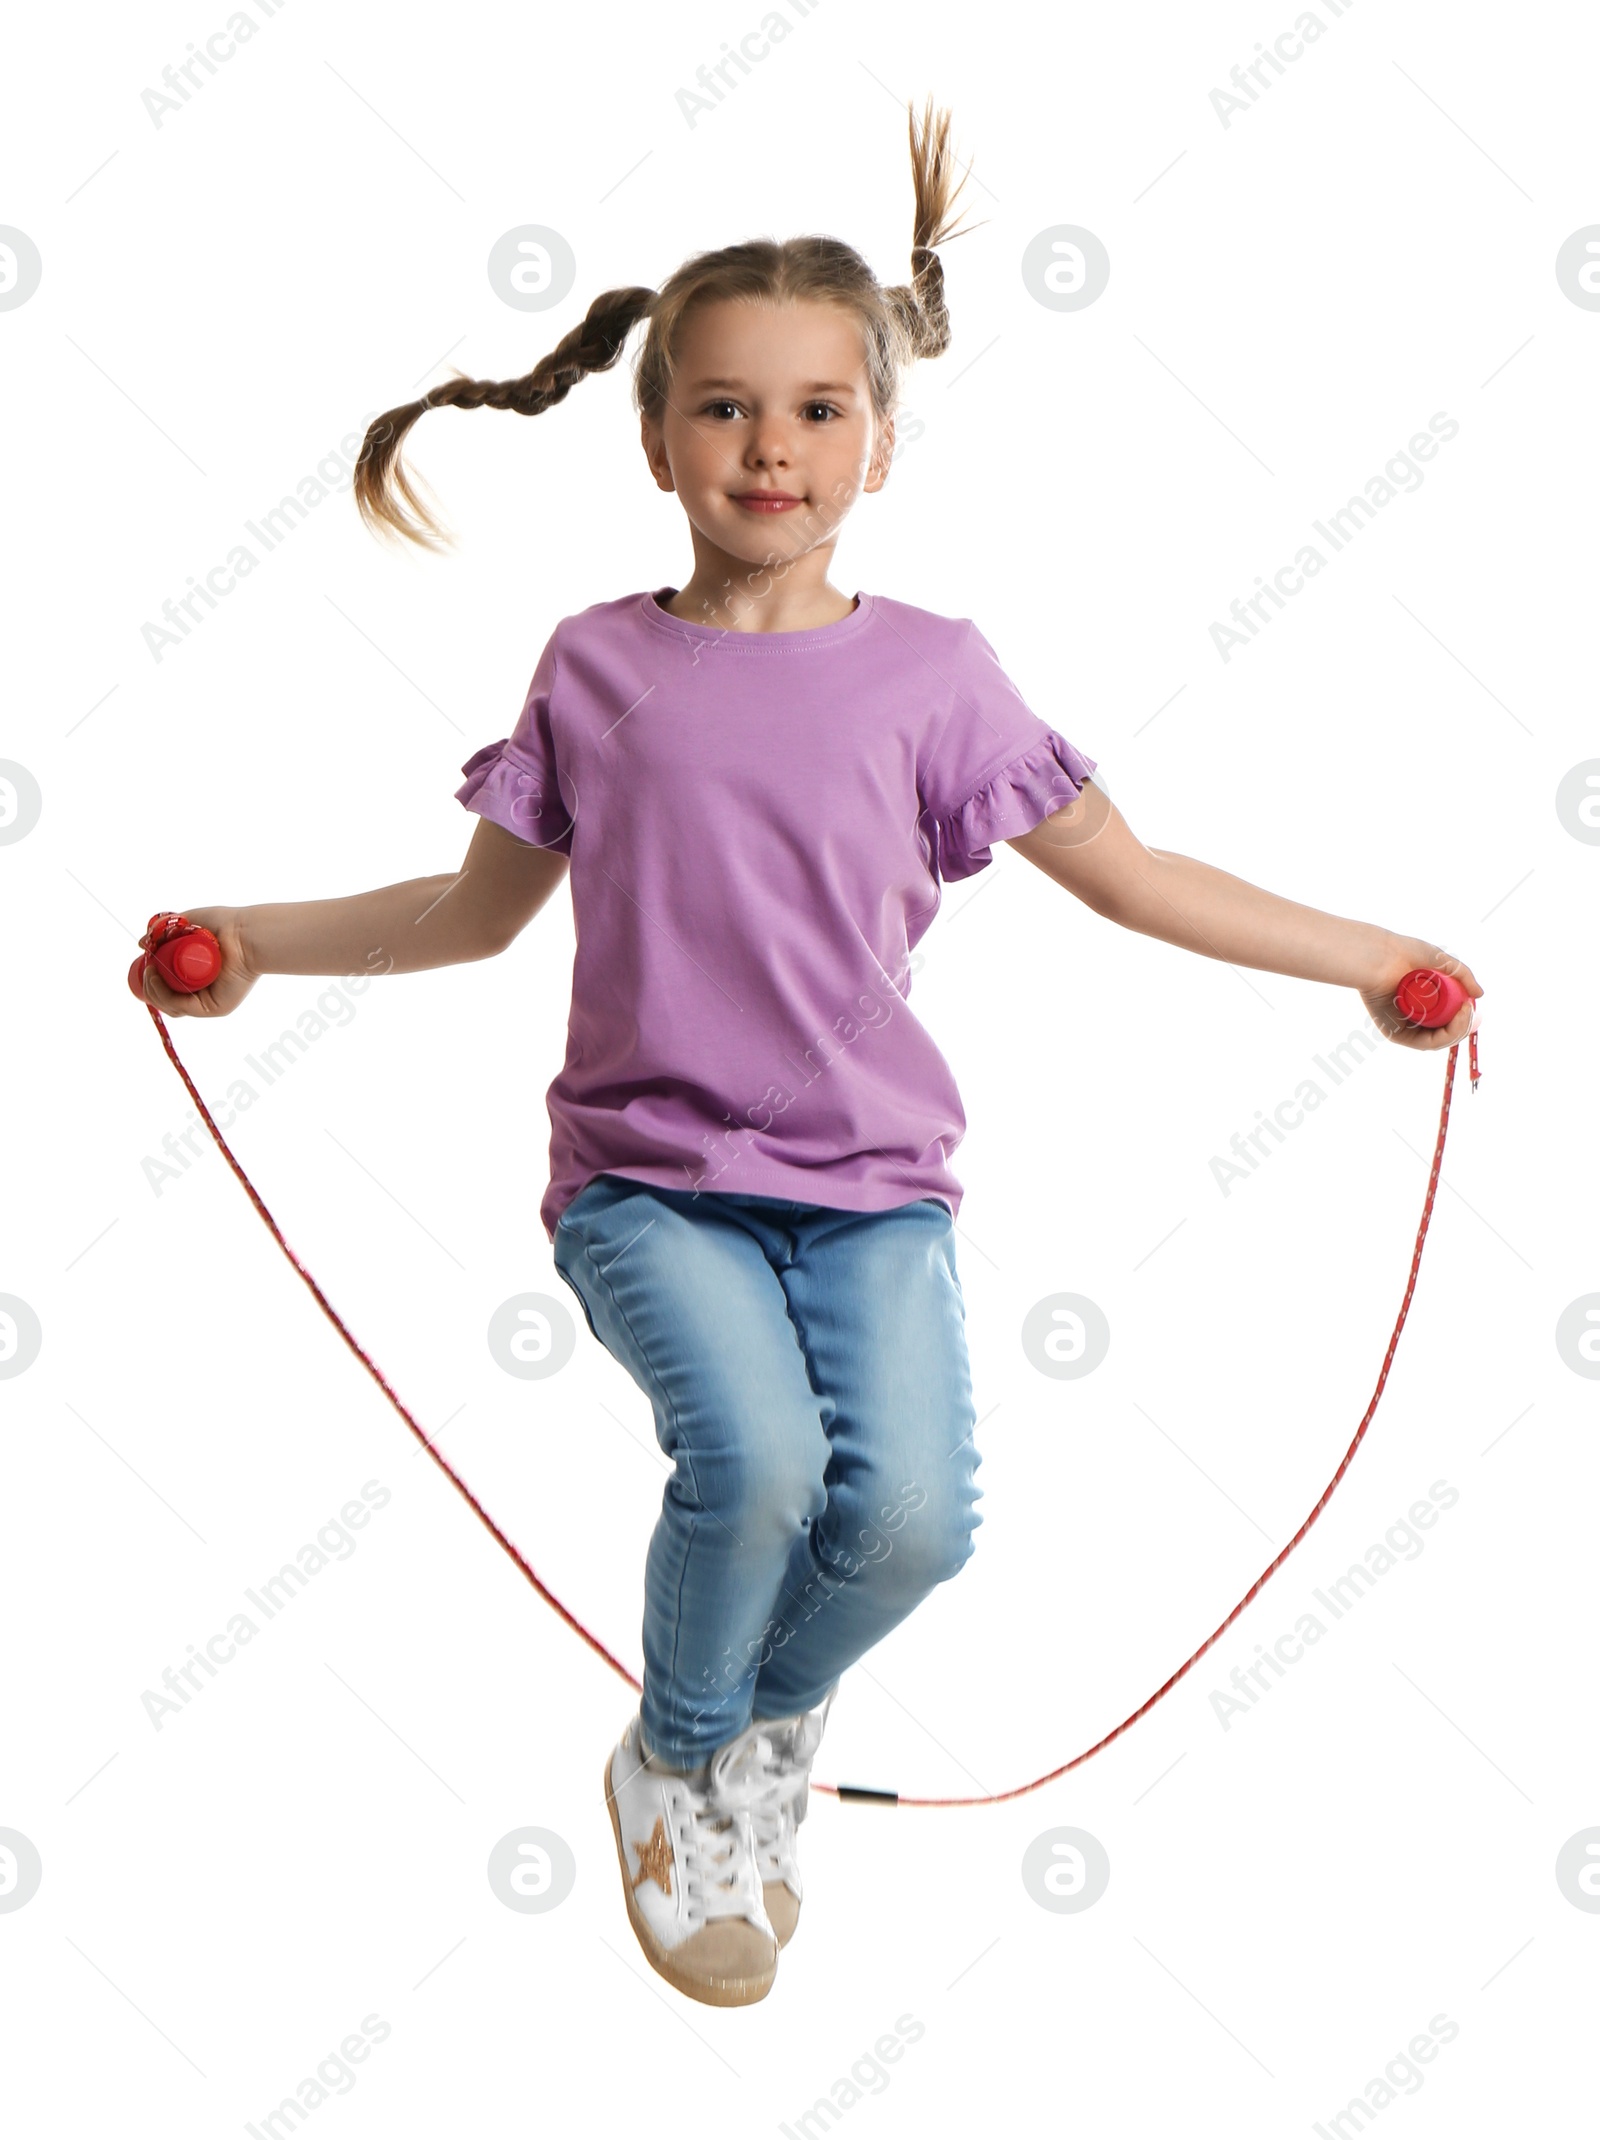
[552,1173,984,1769]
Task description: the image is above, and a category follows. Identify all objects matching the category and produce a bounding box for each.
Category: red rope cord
[139,1001,640,1693]
[138,998,1477,1809]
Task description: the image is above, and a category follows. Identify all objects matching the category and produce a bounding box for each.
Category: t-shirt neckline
[640,586,874,649]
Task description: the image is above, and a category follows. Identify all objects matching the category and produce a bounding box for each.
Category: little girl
[143,100,1480,2011]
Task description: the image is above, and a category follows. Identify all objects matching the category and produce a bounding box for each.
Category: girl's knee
[895,1460,982,1588]
[830,1479,980,1594]
[904,1496,981,1590]
[678,1430,828,1541]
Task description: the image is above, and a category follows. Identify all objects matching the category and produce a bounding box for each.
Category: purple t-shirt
[456,588,1098,1241]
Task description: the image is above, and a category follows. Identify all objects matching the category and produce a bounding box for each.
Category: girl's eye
[697,401,842,422]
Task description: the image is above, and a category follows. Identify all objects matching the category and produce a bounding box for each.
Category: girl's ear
[863,415,897,494]
[640,412,676,494]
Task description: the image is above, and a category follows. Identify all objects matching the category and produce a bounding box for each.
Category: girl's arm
[1005,779,1483,1045]
[141,819,568,1019]
[239,818,568,976]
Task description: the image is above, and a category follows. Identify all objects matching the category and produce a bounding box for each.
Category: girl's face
[641,298,894,569]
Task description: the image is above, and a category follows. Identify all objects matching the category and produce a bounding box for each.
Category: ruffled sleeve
[456,737,575,854]
[455,628,575,854]
[929,728,1099,883]
[919,619,1099,882]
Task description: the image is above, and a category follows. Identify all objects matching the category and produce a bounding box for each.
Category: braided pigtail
[881,97,983,367]
[353,283,657,551]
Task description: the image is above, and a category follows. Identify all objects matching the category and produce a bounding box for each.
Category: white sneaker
[604,1713,781,2007]
[748,1688,836,1947]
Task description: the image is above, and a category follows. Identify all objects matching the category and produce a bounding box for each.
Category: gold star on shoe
[630,1815,674,1898]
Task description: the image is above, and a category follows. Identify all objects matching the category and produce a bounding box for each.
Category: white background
[3,1,1595,2133]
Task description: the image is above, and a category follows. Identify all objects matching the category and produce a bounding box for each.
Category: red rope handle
[137,997,1477,1809]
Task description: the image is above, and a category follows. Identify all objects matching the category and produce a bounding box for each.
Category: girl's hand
[1360,936,1484,1052]
[139,907,259,1020]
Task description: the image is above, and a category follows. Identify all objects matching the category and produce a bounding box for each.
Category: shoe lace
[744,1715,823,1865]
[670,1729,781,1924]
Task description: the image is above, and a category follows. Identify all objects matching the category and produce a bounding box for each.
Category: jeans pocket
[552,1220,603,1344]
[554,1258,601,1345]
[553,1181,615,1346]
[556,1174,613,1237]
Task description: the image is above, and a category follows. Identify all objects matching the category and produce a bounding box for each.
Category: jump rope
[130,912,1480,1809]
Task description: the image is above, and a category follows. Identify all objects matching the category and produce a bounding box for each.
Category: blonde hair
[353,96,979,551]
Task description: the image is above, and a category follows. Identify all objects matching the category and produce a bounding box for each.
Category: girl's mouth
[733,493,803,513]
